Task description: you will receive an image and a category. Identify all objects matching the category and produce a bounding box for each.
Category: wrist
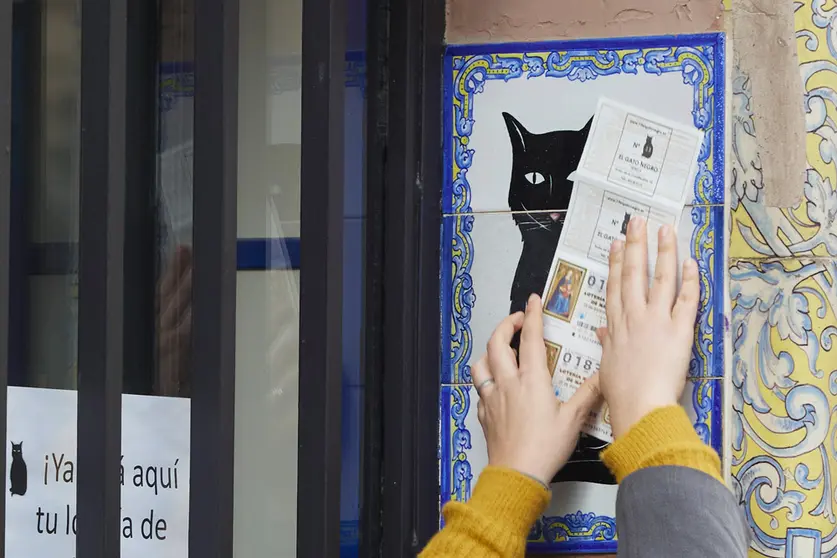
[610,397,678,440]
[516,470,551,490]
[467,466,551,538]
[601,405,714,483]
[491,458,553,488]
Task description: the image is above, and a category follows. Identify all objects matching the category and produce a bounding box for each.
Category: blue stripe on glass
[236,237,300,270]
[27,238,301,274]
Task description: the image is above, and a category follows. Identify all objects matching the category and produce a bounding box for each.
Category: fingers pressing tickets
[649,224,677,310]
[605,240,624,326]
[486,312,524,384]
[621,216,649,311]
[672,258,700,331]
[519,294,547,376]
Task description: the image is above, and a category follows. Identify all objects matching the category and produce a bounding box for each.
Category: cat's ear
[579,115,594,135]
[502,112,530,152]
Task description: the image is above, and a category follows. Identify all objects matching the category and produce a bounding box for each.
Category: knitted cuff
[601,405,722,483]
[466,466,551,538]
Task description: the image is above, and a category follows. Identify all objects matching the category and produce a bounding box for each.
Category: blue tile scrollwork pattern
[530,511,617,547]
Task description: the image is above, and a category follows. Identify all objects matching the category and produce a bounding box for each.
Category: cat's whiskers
[519,203,549,231]
[518,222,550,232]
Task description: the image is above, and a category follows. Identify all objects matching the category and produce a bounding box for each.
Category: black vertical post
[0,0,13,552]
[122,0,157,395]
[8,0,39,387]
[379,0,421,550]
[297,0,346,554]
[188,0,238,556]
[380,0,421,552]
[379,0,444,554]
[359,0,386,554]
[415,0,444,547]
[76,0,128,555]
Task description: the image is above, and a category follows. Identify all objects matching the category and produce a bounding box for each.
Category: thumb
[562,373,602,426]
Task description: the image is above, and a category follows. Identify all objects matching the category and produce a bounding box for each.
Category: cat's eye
[525,171,546,185]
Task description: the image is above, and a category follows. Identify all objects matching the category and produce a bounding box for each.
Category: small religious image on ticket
[544,260,586,322]
[544,341,562,377]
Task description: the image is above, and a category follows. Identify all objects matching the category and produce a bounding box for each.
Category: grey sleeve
[616,466,750,557]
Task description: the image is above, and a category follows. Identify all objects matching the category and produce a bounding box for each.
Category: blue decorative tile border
[440,33,726,555]
[691,205,725,380]
[528,512,617,555]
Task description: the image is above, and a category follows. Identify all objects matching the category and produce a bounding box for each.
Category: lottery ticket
[541,256,612,442]
[542,98,704,443]
[576,97,704,208]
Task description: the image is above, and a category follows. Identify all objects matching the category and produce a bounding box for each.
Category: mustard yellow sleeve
[601,405,722,484]
[419,466,549,558]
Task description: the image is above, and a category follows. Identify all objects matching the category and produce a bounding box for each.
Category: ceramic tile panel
[441,205,724,384]
[443,34,725,217]
[438,378,722,554]
[727,2,837,554]
[441,33,727,556]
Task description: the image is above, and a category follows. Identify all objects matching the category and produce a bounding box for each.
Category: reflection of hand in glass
[156,245,192,397]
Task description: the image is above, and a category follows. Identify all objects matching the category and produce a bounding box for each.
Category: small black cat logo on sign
[621,213,631,235]
[642,135,654,159]
[9,441,27,497]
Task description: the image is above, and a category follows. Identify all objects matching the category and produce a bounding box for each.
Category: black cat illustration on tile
[502,112,616,485]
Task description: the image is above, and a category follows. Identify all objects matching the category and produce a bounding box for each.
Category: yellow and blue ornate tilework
[729,2,837,555]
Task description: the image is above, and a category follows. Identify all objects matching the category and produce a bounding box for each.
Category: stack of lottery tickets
[541,97,704,443]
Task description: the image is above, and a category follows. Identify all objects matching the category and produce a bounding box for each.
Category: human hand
[156,245,193,396]
[471,294,602,485]
[596,217,700,439]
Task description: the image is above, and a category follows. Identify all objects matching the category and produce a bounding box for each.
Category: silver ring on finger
[475,378,495,395]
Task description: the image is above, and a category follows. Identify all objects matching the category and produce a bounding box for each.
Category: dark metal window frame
[76,0,128,554]
[75,0,161,554]
[296,0,346,555]
[187,0,239,556]
[0,0,12,552]
[364,0,445,554]
[0,0,444,556]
